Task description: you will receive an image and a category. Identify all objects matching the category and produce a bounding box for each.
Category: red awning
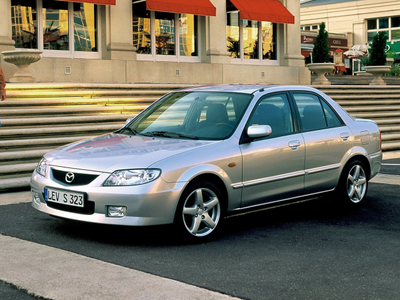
[230,0,294,24]
[60,0,116,4]
[146,0,216,16]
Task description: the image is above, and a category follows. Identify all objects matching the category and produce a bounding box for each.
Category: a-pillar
[105,2,136,60]
[203,0,230,64]
[283,0,305,67]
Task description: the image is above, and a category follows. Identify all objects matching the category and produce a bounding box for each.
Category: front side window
[249,94,294,138]
[132,1,199,60]
[226,2,277,63]
[11,0,98,57]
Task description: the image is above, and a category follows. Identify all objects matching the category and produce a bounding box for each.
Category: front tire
[175,180,224,241]
[338,160,368,205]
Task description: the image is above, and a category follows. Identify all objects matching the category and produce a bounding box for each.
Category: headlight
[103,169,161,186]
[36,158,48,177]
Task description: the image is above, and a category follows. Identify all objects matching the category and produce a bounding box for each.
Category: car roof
[176,84,318,95]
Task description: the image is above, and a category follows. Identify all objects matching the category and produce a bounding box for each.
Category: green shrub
[312,22,330,63]
[388,65,400,77]
[369,32,387,66]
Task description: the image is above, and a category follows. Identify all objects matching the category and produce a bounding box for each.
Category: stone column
[0,0,15,51]
[105,2,136,60]
[203,0,230,64]
[283,0,304,67]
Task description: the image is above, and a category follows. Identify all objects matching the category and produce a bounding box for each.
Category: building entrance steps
[1,82,400,192]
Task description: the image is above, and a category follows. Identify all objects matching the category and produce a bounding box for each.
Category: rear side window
[292,93,343,131]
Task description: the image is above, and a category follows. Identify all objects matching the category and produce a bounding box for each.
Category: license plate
[45,188,85,208]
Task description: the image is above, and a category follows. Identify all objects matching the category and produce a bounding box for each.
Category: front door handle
[288,140,301,150]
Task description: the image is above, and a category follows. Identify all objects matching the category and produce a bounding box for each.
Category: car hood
[45,133,216,172]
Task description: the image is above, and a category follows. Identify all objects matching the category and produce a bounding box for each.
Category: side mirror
[247,125,272,139]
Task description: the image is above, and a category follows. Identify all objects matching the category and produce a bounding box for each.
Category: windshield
[128,91,253,140]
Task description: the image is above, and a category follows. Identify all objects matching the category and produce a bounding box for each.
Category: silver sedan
[31,85,382,240]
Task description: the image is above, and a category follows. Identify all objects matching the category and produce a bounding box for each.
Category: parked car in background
[31,85,382,241]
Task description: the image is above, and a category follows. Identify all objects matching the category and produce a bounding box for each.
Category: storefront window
[392,30,400,41]
[227,11,277,62]
[133,1,151,54]
[179,14,198,56]
[367,16,400,43]
[73,3,98,52]
[43,0,69,50]
[262,22,276,60]
[379,18,389,29]
[155,12,175,55]
[11,0,38,49]
[392,17,400,28]
[11,0,99,57]
[367,19,377,30]
[243,20,259,59]
[132,1,199,60]
[227,11,240,58]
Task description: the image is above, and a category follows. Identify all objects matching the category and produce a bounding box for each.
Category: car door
[291,92,352,194]
[239,93,305,208]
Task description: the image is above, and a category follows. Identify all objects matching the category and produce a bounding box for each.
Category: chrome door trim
[305,163,341,175]
[231,170,305,189]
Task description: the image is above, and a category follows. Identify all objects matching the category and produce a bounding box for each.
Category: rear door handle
[288,140,301,150]
[340,132,350,141]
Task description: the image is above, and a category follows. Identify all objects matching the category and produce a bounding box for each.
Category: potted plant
[307,22,335,85]
[364,32,391,85]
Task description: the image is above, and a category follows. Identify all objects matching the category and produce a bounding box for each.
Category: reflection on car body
[31,85,382,241]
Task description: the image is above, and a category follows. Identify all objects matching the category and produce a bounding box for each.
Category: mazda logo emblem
[65,172,75,183]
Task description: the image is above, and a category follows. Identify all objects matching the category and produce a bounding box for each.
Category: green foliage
[360,55,371,66]
[312,22,330,63]
[388,64,400,77]
[369,32,387,66]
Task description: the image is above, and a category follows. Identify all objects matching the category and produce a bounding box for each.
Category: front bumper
[30,171,185,226]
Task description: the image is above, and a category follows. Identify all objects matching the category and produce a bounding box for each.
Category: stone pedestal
[365,65,391,85]
[307,63,335,85]
[1,50,42,82]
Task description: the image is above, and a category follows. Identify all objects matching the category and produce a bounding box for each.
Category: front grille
[52,168,99,186]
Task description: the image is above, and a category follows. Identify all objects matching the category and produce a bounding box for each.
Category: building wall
[0,0,310,85]
[300,0,400,46]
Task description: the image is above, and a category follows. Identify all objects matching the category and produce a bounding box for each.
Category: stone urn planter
[1,50,42,82]
[364,65,391,85]
[307,63,335,85]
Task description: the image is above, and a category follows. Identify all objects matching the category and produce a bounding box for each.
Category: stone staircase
[0,83,399,193]
[0,83,191,193]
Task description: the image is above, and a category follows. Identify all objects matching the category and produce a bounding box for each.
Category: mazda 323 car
[31,85,382,240]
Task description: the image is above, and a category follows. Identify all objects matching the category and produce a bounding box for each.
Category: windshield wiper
[142,131,198,140]
[117,127,138,135]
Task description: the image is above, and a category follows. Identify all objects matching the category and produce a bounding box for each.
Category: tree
[369,32,387,66]
[312,22,330,63]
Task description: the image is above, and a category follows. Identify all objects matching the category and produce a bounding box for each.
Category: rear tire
[174,180,225,242]
[337,160,368,205]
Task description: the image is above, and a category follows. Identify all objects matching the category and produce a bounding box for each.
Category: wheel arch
[342,154,371,181]
[183,173,229,213]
